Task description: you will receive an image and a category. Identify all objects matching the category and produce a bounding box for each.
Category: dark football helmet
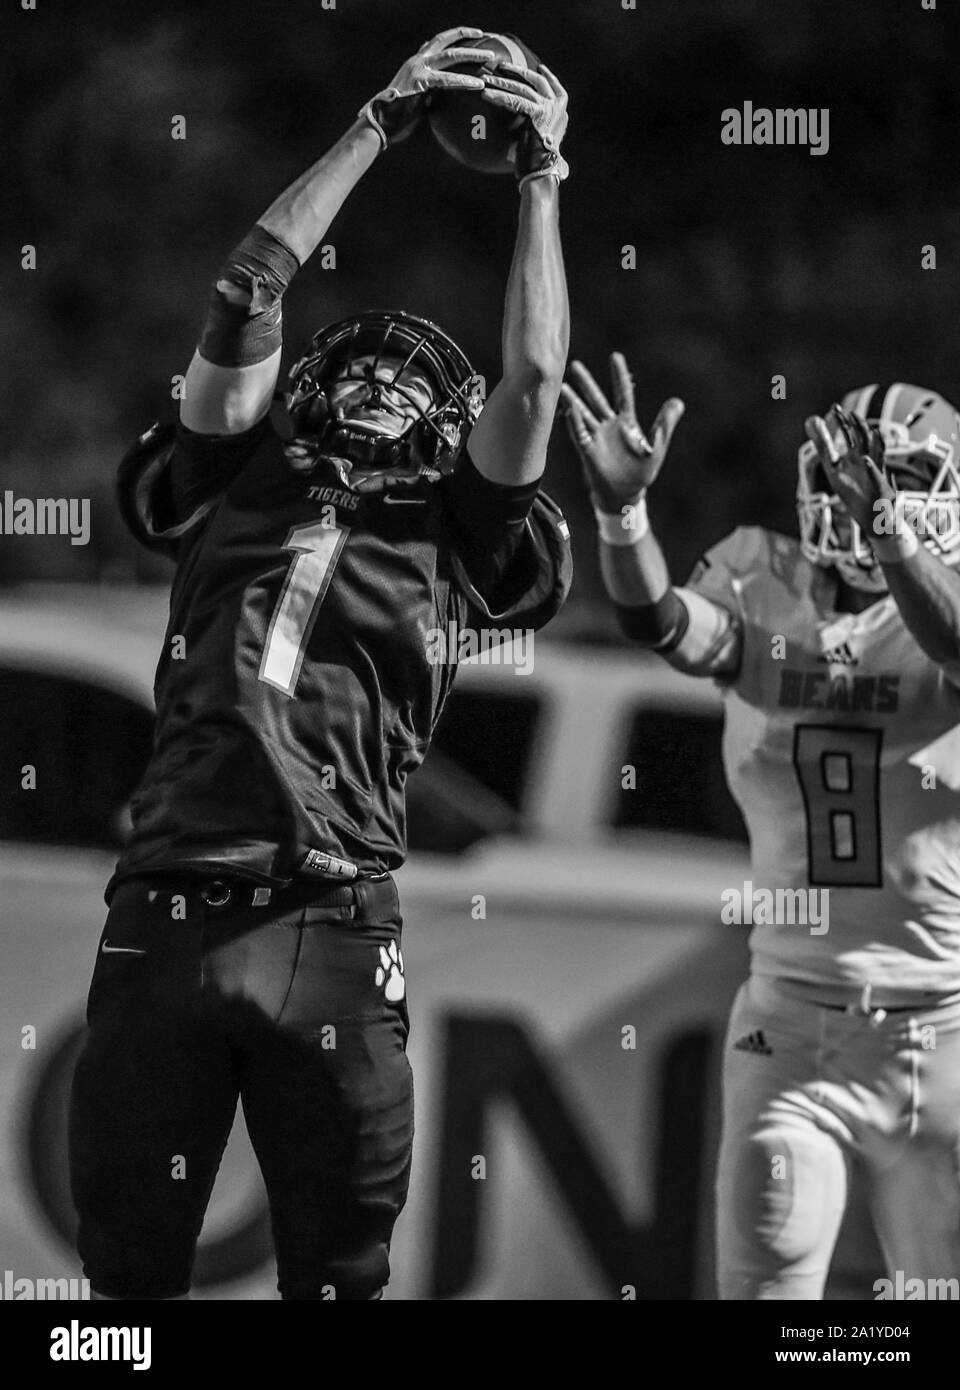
[285,310,485,486]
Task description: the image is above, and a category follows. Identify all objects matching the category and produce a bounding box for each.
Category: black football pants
[68,874,413,1300]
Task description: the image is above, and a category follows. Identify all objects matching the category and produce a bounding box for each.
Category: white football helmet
[797,382,960,591]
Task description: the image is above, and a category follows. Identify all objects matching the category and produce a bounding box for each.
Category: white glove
[359,27,490,149]
[481,60,569,184]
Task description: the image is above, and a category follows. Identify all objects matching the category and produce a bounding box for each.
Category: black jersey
[111,417,571,890]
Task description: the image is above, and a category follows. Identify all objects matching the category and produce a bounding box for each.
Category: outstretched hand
[803,404,895,537]
[561,353,685,512]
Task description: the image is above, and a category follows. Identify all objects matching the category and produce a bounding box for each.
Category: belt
[768,976,952,1018]
[819,984,924,1020]
[821,1002,913,1019]
[197,874,391,913]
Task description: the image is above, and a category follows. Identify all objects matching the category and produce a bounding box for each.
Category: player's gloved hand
[359,28,490,149]
[481,61,570,185]
[561,353,685,513]
[804,404,895,537]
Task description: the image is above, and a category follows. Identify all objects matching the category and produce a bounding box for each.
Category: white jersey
[686,526,960,997]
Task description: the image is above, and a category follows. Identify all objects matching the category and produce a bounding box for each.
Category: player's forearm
[182,122,381,435]
[598,510,671,606]
[878,540,960,667]
[598,506,741,675]
[501,178,569,393]
[258,119,382,265]
[467,178,568,486]
[597,501,686,649]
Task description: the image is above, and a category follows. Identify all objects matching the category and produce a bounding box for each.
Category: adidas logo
[818,641,858,666]
[733,1029,772,1055]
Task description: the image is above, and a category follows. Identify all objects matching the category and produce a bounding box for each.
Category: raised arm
[466,63,570,487]
[181,28,491,437]
[563,352,742,678]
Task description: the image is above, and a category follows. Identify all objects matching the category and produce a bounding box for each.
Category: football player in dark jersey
[69,29,571,1301]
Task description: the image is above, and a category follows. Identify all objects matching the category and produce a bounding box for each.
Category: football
[428,33,540,175]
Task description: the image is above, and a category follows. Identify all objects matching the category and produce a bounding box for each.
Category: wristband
[518,163,566,192]
[357,102,389,151]
[515,124,569,185]
[595,494,648,546]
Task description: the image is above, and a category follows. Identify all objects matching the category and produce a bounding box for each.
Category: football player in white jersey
[563,355,960,1299]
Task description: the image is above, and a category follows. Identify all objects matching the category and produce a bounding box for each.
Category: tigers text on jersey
[110,418,570,890]
[686,526,960,997]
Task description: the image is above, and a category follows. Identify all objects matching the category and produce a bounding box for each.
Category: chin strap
[320,419,410,470]
[283,416,445,493]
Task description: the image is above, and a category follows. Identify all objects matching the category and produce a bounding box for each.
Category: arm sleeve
[440,453,572,630]
[614,589,691,650]
[608,529,755,651]
[116,416,272,554]
[668,526,765,682]
[197,224,300,368]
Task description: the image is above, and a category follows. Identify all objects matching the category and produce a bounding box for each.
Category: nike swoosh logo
[383,496,426,506]
[101,942,147,956]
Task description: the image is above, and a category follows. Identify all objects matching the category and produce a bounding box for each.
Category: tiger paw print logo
[375,941,405,1002]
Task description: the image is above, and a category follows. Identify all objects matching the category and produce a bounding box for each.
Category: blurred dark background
[4,0,958,614]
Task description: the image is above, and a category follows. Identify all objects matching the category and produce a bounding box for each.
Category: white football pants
[717,974,960,1299]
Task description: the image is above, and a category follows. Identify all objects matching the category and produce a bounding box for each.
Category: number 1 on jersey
[259,521,348,697]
